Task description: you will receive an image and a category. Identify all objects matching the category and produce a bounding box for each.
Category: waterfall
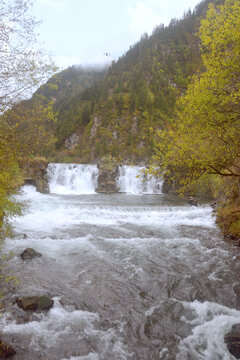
[116,165,162,194]
[47,163,99,195]
[46,163,161,195]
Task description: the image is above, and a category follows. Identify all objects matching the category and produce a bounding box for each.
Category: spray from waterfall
[117,166,162,194]
[47,163,162,195]
[47,163,99,195]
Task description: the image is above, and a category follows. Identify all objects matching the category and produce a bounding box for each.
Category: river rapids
[1,164,240,360]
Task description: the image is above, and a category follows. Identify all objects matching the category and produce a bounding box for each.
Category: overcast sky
[34,0,201,70]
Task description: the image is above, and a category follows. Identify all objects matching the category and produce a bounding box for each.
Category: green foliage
[3,95,57,157]
[6,0,228,170]
[36,67,106,147]
[0,0,56,238]
[0,0,57,113]
[152,0,240,193]
[30,0,213,163]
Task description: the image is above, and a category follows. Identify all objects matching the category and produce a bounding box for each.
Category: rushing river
[1,164,240,360]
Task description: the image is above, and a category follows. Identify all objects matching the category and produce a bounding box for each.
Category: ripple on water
[2,184,240,359]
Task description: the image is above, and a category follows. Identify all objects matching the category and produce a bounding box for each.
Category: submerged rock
[16,296,54,311]
[0,340,16,358]
[224,323,240,359]
[20,248,42,260]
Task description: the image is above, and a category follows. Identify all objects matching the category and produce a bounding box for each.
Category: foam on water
[117,165,163,194]
[3,175,239,359]
[47,163,162,195]
[62,355,100,360]
[2,298,130,360]
[12,194,215,237]
[48,163,99,195]
[177,300,240,360]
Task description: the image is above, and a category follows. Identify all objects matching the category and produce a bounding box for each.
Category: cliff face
[19,158,49,193]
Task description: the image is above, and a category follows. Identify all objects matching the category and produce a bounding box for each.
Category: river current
[1,164,240,360]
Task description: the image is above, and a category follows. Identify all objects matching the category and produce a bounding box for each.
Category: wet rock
[233,284,240,300]
[35,177,49,194]
[37,296,54,310]
[224,323,240,359]
[211,201,218,209]
[16,296,54,311]
[24,178,36,186]
[20,158,49,193]
[188,196,198,206]
[139,291,147,299]
[20,248,42,260]
[96,155,119,193]
[0,340,16,358]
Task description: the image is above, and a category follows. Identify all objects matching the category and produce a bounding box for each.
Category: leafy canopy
[0,0,56,112]
[152,0,240,191]
[0,0,56,233]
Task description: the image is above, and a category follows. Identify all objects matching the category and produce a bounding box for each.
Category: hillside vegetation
[3,0,240,241]
[23,0,223,163]
[151,0,240,240]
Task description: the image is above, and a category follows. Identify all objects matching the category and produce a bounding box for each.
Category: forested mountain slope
[35,66,106,148]
[13,0,223,163]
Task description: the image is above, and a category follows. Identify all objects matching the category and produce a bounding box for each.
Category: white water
[47,163,162,195]
[48,163,99,195]
[1,167,240,360]
[117,165,162,194]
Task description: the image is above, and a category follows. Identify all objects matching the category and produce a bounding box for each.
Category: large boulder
[16,296,54,311]
[20,248,42,260]
[224,323,240,359]
[0,340,16,358]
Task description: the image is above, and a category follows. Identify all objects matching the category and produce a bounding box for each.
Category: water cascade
[47,163,99,195]
[117,165,162,194]
[1,164,240,359]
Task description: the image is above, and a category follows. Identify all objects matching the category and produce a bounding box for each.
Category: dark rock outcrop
[65,133,79,150]
[16,296,54,311]
[224,323,240,359]
[90,116,101,139]
[20,248,42,260]
[20,158,49,193]
[96,156,119,193]
[0,340,16,359]
[233,284,240,300]
[188,196,198,206]
[211,201,217,209]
